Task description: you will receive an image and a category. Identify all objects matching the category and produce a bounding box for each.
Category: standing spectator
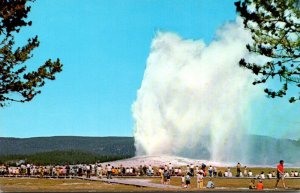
[213,166,217,177]
[66,164,70,177]
[107,164,112,179]
[236,163,241,177]
[86,164,91,178]
[169,163,173,175]
[185,173,191,188]
[275,160,287,189]
[181,175,185,187]
[163,170,168,184]
[208,165,213,177]
[26,163,31,176]
[186,165,190,174]
[197,171,204,189]
[190,164,194,176]
[243,166,248,177]
[97,164,102,178]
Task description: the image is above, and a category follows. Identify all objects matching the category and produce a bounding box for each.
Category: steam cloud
[132,19,261,163]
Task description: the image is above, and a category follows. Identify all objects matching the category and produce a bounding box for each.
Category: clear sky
[0,0,299,139]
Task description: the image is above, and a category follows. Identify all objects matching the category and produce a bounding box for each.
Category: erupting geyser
[132,19,262,163]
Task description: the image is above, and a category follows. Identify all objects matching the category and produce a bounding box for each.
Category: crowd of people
[0,160,296,189]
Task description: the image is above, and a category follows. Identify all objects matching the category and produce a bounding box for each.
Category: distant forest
[0,136,135,165]
[0,150,131,165]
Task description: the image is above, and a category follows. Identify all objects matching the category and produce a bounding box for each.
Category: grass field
[0,176,299,192]
[0,178,159,192]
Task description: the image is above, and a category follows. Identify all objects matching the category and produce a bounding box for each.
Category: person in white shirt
[97,164,102,178]
[224,171,228,177]
[106,164,112,179]
[169,163,173,174]
[284,172,289,178]
[208,165,213,177]
[267,172,272,179]
[248,170,253,177]
[294,171,299,177]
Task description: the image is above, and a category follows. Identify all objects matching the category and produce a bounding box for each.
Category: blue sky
[0,0,299,139]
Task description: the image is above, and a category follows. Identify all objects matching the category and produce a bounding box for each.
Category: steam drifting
[132,19,260,163]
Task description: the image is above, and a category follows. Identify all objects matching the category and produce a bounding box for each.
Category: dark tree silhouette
[235,0,300,103]
[0,0,62,107]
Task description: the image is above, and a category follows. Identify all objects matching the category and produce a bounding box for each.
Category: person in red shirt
[275,160,286,189]
[257,180,264,190]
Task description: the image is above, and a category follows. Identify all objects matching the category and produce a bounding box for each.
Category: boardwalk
[77,176,180,189]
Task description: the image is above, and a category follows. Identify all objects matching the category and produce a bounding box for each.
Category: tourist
[160,168,164,184]
[294,171,299,177]
[181,175,185,187]
[178,168,182,176]
[206,178,215,189]
[86,164,91,178]
[169,163,173,175]
[201,163,206,176]
[166,170,171,185]
[97,164,102,178]
[272,170,276,177]
[213,166,217,177]
[257,179,264,190]
[148,165,152,175]
[284,172,289,178]
[186,165,190,174]
[275,160,287,189]
[190,164,194,176]
[174,167,179,176]
[243,166,248,177]
[26,163,31,176]
[259,171,265,179]
[218,170,223,177]
[267,172,272,179]
[185,173,191,188]
[224,170,228,177]
[249,179,256,189]
[195,165,199,174]
[236,163,241,177]
[197,170,204,189]
[248,170,253,177]
[163,170,168,184]
[66,164,70,176]
[208,165,213,177]
[107,164,112,179]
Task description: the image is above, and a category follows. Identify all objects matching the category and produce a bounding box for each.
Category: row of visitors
[0,160,298,180]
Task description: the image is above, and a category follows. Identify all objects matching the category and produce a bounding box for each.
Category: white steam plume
[132,19,261,163]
